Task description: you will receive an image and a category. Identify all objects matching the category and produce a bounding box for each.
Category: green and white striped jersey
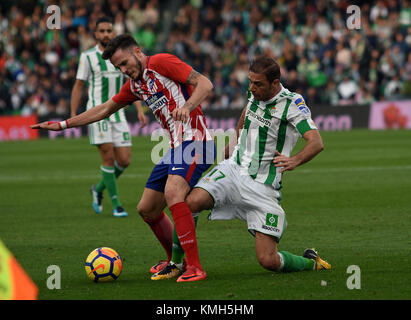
[231,84,318,190]
[76,45,126,123]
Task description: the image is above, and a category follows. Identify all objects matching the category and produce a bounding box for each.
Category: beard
[132,54,143,81]
[100,38,111,48]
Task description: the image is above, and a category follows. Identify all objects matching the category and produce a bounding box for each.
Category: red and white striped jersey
[112,53,213,148]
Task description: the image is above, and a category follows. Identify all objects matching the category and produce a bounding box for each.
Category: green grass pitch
[0,129,410,300]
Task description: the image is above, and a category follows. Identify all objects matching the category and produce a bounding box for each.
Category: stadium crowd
[1,0,411,116]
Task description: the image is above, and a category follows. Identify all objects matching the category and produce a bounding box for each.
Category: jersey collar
[95,44,104,54]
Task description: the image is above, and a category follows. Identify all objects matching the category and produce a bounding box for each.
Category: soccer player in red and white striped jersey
[31,34,215,282]
[112,52,213,149]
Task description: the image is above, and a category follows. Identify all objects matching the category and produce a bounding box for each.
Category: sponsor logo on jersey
[145,92,168,113]
[100,70,122,78]
[246,109,271,127]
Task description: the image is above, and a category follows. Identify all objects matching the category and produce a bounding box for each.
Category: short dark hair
[249,55,281,83]
[95,16,113,29]
[102,34,139,60]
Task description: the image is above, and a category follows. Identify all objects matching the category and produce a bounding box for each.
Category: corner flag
[0,239,38,300]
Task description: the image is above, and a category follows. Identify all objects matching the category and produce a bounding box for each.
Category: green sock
[96,162,125,192]
[95,176,105,193]
[278,251,314,272]
[171,215,198,264]
[97,166,121,208]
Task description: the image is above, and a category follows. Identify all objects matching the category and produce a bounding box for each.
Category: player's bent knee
[186,195,202,213]
[136,202,155,221]
[185,196,197,213]
[186,188,213,213]
[116,158,130,168]
[257,253,281,272]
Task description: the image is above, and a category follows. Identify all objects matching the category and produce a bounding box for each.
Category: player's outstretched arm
[274,129,324,173]
[30,99,125,131]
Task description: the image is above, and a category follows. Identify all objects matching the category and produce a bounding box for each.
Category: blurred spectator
[126,1,146,32]
[355,84,376,105]
[384,75,403,99]
[135,24,157,53]
[335,40,352,68]
[284,69,307,94]
[10,84,23,112]
[144,0,159,26]
[56,97,69,115]
[315,16,331,40]
[404,52,411,80]
[379,48,397,79]
[113,11,126,35]
[72,5,88,28]
[399,0,411,27]
[370,1,389,21]
[337,76,358,104]
[78,25,95,52]
[231,91,246,109]
[306,87,322,105]
[402,75,411,97]
[390,45,405,70]
[322,81,340,106]
[258,16,273,37]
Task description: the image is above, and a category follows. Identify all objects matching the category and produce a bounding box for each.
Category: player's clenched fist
[171,106,190,122]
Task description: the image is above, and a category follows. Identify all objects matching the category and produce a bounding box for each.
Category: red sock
[143,212,173,261]
[169,202,202,270]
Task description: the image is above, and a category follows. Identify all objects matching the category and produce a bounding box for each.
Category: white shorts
[88,120,132,147]
[195,159,287,241]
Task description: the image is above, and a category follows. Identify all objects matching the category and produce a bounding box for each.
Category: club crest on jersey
[145,92,168,112]
[148,78,157,92]
[295,98,309,115]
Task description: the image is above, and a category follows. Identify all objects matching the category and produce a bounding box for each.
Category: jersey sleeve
[76,53,90,81]
[112,79,140,105]
[287,95,318,136]
[148,53,193,83]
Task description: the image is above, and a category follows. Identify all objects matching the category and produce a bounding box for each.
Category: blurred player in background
[32,34,215,282]
[71,17,147,217]
[185,55,331,274]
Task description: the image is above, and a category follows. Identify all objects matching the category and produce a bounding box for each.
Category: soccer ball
[84,247,123,282]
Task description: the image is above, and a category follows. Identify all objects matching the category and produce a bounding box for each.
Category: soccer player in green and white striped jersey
[187,56,331,274]
[70,16,147,217]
